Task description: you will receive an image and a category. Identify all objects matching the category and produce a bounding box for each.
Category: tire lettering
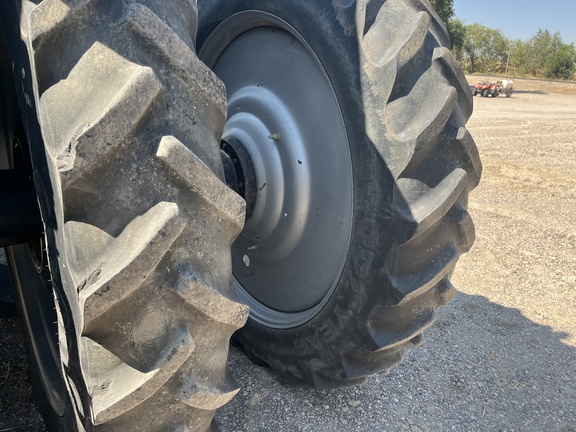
[359,182,379,216]
[354,246,375,278]
[319,318,339,343]
[360,217,378,248]
[292,338,309,356]
[293,334,323,356]
[361,149,378,180]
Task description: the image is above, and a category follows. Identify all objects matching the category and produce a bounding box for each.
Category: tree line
[430,0,576,80]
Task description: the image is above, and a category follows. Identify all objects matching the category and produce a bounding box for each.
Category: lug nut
[268,132,281,141]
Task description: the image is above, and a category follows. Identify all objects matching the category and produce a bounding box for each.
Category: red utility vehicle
[474,81,502,97]
[473,79,514,98]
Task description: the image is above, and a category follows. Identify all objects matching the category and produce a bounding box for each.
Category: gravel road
[1,81,575,431]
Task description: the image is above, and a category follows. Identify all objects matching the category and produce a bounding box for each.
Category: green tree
[429,0,454,23]
[529,30,563,76]
[463,23,509,73]
[512,30,575,78]
[509,39,532,76]
[429,0,463,55]
[447,18,466,61]
[544,43,576,79]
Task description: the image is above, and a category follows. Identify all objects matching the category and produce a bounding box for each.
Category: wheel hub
[220,138,257,218]
[224,85,312,262]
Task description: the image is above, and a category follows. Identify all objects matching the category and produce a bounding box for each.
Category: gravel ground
[1,82,575,431]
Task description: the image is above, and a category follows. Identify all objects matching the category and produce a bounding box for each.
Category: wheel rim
[200,11,353,328]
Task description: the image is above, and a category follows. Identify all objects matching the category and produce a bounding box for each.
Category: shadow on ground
[511,89,547,95]
[467,85,547,96]
[1,278,574,431]
[215,291,575,431]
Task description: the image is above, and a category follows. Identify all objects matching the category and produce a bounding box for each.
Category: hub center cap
[224,86,311,259]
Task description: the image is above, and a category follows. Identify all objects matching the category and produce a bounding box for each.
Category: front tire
[198,0,481,388]
[4,0,248,430]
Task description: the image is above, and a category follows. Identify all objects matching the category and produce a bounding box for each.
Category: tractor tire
[197,0,481,388]
[3,0,248,430]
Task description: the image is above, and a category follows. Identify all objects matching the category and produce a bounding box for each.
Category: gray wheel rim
[200,11,353,328]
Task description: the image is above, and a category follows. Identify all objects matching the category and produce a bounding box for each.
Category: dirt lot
[1,79,575,431]
[462,76,576,348]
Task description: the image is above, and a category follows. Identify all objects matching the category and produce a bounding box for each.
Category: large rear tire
[3,0,248,430]
[198,0,481,388]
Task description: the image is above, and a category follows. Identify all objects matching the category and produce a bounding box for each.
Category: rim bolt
[268,132,281,141]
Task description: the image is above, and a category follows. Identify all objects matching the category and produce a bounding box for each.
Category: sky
[454,0,576,45]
